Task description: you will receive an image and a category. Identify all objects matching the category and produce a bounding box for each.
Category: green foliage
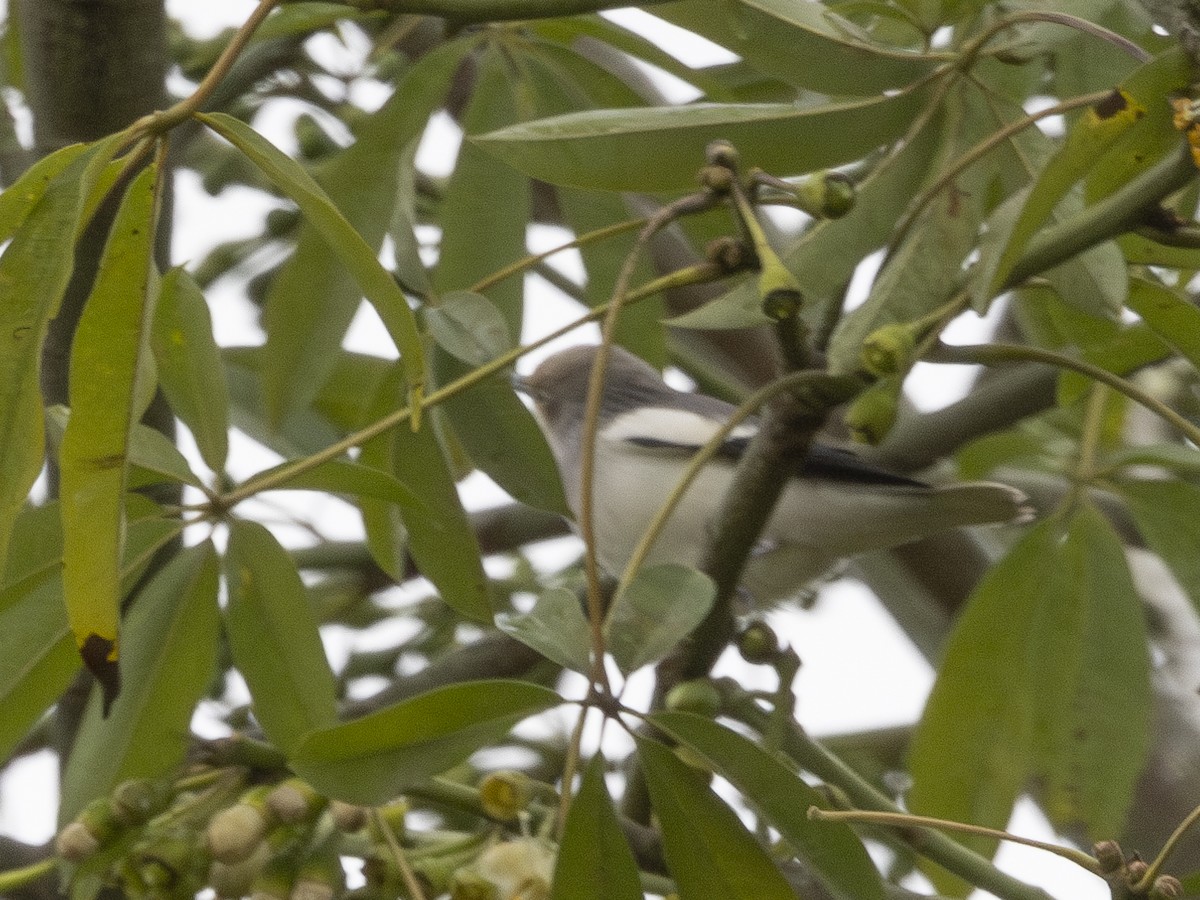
[1,1,1200,898]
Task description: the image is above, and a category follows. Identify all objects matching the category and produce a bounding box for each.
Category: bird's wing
[603,400,926,489]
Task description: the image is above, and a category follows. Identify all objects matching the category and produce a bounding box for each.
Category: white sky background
[0,3,1109,898]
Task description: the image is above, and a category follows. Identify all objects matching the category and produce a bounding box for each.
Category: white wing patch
[601,407,757,449]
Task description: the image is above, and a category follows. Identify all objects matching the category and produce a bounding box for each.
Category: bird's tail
[923,481,1033,528]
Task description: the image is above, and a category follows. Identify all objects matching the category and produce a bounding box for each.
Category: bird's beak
[510,370,530,394]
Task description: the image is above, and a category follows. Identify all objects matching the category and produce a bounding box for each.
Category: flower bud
[329,800,368,833]
[1151,876,1184,899]
[56,822,101,862]
[474,839,554,900]
[705,140,739,171]
[266,779,325,826]
[208,790,274,865]
[449,870,499,900]
[697,165,735,195]
[705,236,752,273]
[1091,840,1124,874]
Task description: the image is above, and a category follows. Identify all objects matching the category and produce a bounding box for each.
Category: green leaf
[559,190,665,367]
[46,405,203,490]
[988,96,1142,296]
[0,574,77,763]
[908,507,1150,889]
[196,110,426,403]
[223,345,340,457]
[0,499,174,764]
[474,90,929,193]
[551,756,643,900]
[371,370,492,621]
[153,268,230,472]
[1118,479,1200,611]
[436,368,570,516]
[357,419,407,582]
[434,45,529,332]
[290,680,562,804]
[1058,322,1169,405]
[1034,507,1150,834]
[224,520,338,754]
[605,565,715,676]
[1124,277,1200,371]
[425,290,513,367]
[1104,443,1200,478]
[427,49,568,516]
[60,543,220,821]
[636,736,797,900]
[990,50,1190,296]
[258,40,471,425]
[731,0,939,95]
[0,142,89,243]
[390,139,432,298]
[651,711,884,900]
[59,163,160,705]
[495,587,592,673]
[1082,48,1191,203]
[0,134,122,573]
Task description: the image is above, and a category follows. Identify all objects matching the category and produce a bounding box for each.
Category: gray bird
[520,344,1029,600]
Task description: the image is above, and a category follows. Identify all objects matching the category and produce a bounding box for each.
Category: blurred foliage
[0,1,1199,898]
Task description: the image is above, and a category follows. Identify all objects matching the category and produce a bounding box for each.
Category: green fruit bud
[665,680,722,717]
[737,621,780,663]
[479,771,533,822]
[860,324,917,378]
[112,778,165,826]
[791,171,855,218]
[845,380,901,445]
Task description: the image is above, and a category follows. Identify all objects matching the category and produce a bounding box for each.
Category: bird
[517,344,1031,602]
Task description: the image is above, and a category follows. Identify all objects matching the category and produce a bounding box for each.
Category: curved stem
[215,262,727,507]
[809,809,1100,873]
[470,217,647,295]
[717,679,1059,900]
[138,0,281,135]
[575,194,714,695]
[927,341,1200,446]
[0,858,54,894]
[1132,801,1200,892]
[612,370,862,601]
[959,10,1151,68]
[894,90,1111,247]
